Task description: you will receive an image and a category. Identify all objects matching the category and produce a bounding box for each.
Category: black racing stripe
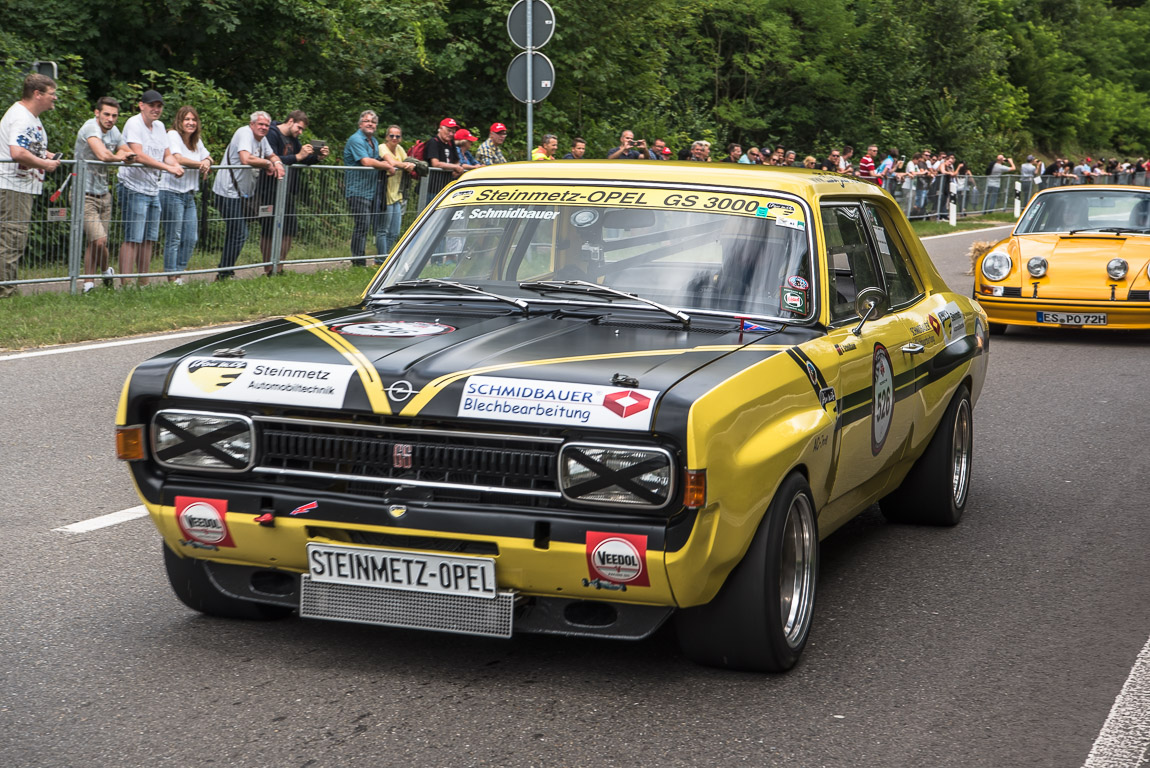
[787,347,827,394]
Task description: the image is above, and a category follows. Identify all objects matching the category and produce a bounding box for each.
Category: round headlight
[1107,258,1128,280]
[1027,257,1048,277]
[981,251,1012,282]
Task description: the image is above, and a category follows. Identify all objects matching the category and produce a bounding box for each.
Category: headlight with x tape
[151,410,255,472]
[558,443,675,509]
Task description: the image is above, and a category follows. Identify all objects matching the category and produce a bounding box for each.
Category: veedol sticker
[586,532,650,586]
[329,321,455,337]
[175,496,235,548]
[871,343,894,455]
[168,357,356,409]
[458,375,658,430]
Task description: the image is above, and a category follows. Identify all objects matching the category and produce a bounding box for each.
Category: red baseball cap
[662,147,672,155]
[454,128,479,142]
[440,118,458,128]
[490,122,508,134]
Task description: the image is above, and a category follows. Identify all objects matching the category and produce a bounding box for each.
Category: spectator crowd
[4,72,1149,298]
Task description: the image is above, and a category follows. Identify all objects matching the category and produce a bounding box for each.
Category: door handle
[900,343,925,354]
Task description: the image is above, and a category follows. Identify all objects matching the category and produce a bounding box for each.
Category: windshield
[1017,189,1150,234]
[373,184,814,321]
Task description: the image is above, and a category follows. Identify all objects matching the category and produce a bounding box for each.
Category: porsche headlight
[559,443,673,508]
[1027,257,1048,277]
[152,410,255,472]
[981,251,1012,282]
[1107,258,1128,280]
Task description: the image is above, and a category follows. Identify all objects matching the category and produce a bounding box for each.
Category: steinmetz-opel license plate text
[307,543,497,598]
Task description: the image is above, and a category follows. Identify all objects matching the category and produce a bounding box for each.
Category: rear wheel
[676,472,818,672]
[881,384,973,526]
[163,543,291,620]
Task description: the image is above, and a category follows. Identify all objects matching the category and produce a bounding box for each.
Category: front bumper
[975,293,1150,330]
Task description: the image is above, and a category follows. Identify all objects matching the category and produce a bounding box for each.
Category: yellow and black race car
[116,162,989,672]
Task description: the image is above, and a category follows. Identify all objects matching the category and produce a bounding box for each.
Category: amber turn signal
[115,425,146,461]
[683,469,707,508]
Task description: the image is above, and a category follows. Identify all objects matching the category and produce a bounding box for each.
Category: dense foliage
[5,0,1150,165]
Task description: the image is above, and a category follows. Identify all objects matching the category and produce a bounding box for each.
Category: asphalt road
[2,225,1149,768]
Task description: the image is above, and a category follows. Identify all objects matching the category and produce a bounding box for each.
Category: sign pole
[526,0,534,156]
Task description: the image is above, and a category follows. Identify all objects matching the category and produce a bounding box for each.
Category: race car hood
[1016,234,1150,299]
[139,304,814,434]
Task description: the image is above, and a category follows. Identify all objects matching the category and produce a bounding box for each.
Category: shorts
[83,193,112,243]
[118,185,161,243]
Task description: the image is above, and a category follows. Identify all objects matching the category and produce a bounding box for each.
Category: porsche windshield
[1017,189,1150,234]
[374,185,814,320]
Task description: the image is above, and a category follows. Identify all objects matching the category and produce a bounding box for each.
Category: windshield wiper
[1067,226,1150,235]
[519,279,691,327]
[375,278,529,315]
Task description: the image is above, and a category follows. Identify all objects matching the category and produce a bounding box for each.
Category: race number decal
[871,343,894,455]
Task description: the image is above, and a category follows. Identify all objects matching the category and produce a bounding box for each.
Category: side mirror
[852,286,890,335]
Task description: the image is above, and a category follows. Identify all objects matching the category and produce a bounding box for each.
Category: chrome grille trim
[299,576,514,638]
[253,466,563,497]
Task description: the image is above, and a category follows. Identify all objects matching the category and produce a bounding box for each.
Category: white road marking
[921,224,1014,240]
[53,505,149,534]
[1083,636,1150,768]
[0,325,247,363]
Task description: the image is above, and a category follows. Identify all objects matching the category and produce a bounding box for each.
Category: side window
[864,203,923,306]
[821,204,879,322]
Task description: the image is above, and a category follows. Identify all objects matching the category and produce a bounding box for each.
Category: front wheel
[881,384,973,526]
[163,543,292,620]
[676,472,818,672]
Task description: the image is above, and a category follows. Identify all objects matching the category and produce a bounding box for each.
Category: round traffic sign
[506,51,555,104]
[507,0,556,50]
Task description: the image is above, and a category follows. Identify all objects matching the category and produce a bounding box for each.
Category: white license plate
[306,542,497,599]
[1037,311,1107,326]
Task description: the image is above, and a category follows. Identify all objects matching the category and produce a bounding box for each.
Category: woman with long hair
[158,105,211,282]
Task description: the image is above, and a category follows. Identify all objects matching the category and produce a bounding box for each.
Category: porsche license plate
[306,542,497,598]
[1037,311,1107,326]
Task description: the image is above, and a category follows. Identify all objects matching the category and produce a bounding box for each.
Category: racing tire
[163,543,292,620]
[988,322,1008,335]
[881,384,973,526]
[675,472,818,673]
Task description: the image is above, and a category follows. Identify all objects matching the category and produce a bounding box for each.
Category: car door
[818,202,919,514]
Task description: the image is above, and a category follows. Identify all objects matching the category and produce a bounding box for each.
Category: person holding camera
[261,110,327,272]
[607,130,652,160]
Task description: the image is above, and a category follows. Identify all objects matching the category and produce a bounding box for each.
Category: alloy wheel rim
[778,493,817,648]
[951,399,972,507]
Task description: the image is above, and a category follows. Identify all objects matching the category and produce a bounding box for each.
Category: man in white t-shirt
[0,74,61,298]
[119,90,183,286]
[74,96,136,292]
[210,111,283,279]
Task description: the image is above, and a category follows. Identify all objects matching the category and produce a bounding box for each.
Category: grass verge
[1,215,1016,351]
[0,267,371,352]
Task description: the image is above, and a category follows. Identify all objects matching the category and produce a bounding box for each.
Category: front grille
[1002,287,1023,297]
[299,576,514,638]
[1128,290,1150,301]
[252,416,560,498]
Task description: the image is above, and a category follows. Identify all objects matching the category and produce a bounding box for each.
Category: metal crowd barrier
[0,158,429,295]
[5,159,1150,295]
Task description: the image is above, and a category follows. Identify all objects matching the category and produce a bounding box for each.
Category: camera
[310,140,326,151]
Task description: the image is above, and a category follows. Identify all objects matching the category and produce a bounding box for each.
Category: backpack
[408,139,427,161]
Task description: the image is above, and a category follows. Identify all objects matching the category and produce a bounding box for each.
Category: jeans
[215,193,249,277]
[985,183,1001,212]
[348,195,377,265]
[160,189,197,273]
[119,186,161,243]
[374,199,406,264]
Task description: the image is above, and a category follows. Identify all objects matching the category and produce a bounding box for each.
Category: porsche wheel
[676,472,818,672]
[881,384,973,526]
[163,543,291,620]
